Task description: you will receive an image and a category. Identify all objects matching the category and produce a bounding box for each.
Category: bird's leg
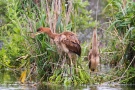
[61,52,66,68]
[72,54,77,74]
[62,53,67,77]
[89,70,92,76]
[68,53,73,76]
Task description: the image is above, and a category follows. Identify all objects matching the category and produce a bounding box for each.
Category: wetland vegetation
[0,0,135,89]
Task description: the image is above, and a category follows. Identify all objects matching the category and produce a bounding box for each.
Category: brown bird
[88,29,100,72]
[36,27,81,74]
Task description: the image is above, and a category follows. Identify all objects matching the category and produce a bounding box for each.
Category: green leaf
[123,27,135,41]
[64,77,71,86]
[66,23,72,30]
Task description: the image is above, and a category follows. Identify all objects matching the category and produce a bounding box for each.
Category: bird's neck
[46,32,58,40]
[92,30,98,50]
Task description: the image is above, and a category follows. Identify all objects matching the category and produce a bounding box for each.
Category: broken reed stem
[102,76,126,85]
[119,55,135,82]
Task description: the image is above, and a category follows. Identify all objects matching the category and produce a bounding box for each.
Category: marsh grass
[102,0,135,84]
[1,0,135,85]
[0,0,97,85]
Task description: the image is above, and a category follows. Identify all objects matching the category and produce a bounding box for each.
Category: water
[0,83,135,90]
[0,67,135,90]
[0,70,135,90]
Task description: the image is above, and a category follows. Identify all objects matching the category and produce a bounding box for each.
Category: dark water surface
[0,83,135,90]
[0,71,135,90]
[0,67,135,90]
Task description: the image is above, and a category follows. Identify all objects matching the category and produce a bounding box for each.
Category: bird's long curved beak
[35,32,41,36]
[30,32,41,38]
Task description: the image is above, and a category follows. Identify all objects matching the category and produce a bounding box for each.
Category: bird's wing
[60,32,81,56]
[88,50,92,61]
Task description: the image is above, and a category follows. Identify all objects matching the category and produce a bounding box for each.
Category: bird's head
[31,27,52,38]
[37,27,51,34]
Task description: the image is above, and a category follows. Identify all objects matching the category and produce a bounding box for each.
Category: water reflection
[0,84,36,90]
[0,70,135,90]
[0,83,135,90]
[37,84,135,90]
[0,70,17,84]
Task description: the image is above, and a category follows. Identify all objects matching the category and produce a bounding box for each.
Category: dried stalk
[119,55,135,82]
[46,0,52,30]
[65,0,72,25]
[45,0,61,33]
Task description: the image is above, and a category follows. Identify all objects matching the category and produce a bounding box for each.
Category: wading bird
[36,27,81,74]
[88,28,100,72]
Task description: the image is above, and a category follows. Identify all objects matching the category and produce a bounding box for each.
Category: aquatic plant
[0,0,96,85]
[103,0,135,84]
